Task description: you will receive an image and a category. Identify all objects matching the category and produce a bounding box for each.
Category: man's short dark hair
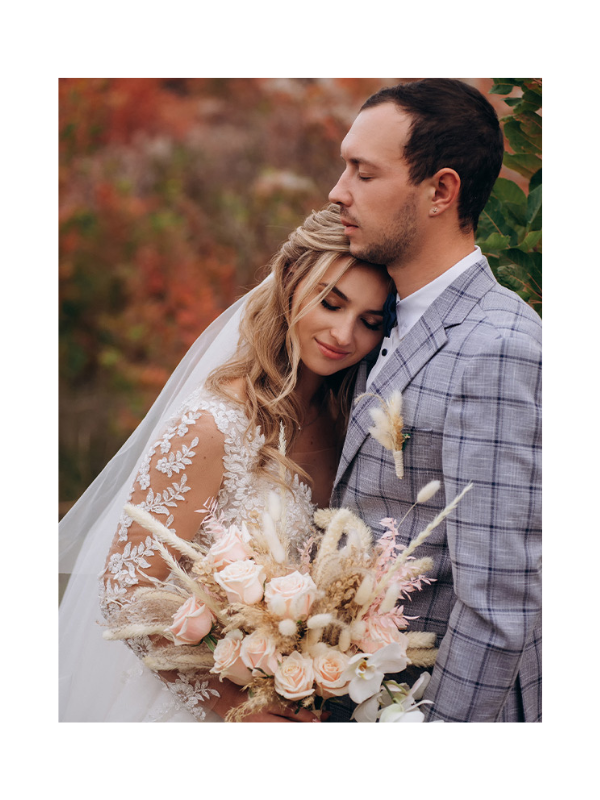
[361,79,504,231]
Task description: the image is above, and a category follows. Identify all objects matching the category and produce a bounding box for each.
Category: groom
[329,79,542,722]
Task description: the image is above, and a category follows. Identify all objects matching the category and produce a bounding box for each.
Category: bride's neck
[293,366,326,420]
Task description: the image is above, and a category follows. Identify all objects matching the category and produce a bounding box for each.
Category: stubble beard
[352,194,419,269]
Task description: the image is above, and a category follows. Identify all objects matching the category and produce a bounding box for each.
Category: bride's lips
[315,339,351,360]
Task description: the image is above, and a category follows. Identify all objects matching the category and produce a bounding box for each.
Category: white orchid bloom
[342,642,409,705]
[377,672,433,723]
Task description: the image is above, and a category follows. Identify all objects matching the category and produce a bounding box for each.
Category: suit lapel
[333,258,497,489]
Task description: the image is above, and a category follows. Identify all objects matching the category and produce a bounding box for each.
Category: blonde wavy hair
[205,204,391,486]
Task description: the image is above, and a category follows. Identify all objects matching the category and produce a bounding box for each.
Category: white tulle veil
[59,279,269,722]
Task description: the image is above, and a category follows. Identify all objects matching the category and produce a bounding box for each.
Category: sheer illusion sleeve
[100,404,228,721]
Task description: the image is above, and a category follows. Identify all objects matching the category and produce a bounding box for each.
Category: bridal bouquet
[104,478,471,722]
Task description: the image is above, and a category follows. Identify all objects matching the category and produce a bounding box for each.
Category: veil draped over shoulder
[59,279,268,722]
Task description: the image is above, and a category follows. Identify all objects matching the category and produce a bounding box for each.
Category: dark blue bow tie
[382,291,398,338]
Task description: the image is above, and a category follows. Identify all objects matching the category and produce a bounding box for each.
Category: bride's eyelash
[321,297,382,332]
[362,319,382,332]
[321,298,339,311]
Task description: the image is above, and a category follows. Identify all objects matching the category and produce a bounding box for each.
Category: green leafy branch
[476,79,542,317]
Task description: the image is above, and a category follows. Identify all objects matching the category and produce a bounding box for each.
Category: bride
[59,204,392,722]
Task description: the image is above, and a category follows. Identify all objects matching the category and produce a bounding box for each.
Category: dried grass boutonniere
[357,390,410,478]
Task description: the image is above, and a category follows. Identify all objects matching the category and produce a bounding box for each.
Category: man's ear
[428,168,461,216]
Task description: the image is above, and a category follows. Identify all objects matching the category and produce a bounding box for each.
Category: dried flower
[416,480,441,504]
[357,391,410,479]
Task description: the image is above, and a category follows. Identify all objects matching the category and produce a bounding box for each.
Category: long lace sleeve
[100,401,228,721]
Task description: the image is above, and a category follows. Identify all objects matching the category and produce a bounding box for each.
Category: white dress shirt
[367,247,483,388]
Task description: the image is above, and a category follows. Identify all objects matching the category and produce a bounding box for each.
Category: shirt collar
[394,246,482,338]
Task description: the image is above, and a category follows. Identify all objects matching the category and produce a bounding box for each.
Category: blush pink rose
[274,651,315,701]
[213,559,266,605]
[312,648,352,699]
[210,632,253,686]
[356,615,409,655]
[240,630,280,676]
[264,571,317,620]
[168,596,215,646]
[207,524,253,570]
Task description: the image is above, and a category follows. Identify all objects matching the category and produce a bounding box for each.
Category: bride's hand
[212,677,321,722]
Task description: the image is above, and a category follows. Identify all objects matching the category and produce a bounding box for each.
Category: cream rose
[213,559,266,605]
[167,596,215,646]
[210,631,253,686]
[264,571,317,620]
[274,651,315,701]
[312,647,352,699]
[240,630,280,676]
[207,523,252,570]
[356,614,409,655]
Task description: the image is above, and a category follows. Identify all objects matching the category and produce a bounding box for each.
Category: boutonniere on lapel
[356,390,410,479]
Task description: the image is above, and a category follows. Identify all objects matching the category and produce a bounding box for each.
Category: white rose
[240,630,280,676]
[312,648,352,699]
[210,631,253,686]
[207,523,253,570]
[213,559,266,605]
[264,571,317,620]
[274,651,315,701]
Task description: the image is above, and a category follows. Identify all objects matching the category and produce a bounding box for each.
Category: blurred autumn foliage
[59,78,395,507]
[59,77,532,511]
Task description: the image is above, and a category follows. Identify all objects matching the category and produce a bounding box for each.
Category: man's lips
[340,217,358,232]
[315,339,351,360]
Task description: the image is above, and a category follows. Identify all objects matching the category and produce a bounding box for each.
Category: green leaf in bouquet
[503,153,542,180]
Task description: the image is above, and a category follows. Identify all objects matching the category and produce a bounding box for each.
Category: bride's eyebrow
[317,283,384,315]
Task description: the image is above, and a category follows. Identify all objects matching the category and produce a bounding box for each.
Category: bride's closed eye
[321,297,382,332]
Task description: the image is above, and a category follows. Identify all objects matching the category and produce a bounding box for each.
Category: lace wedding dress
[98,387,315,722]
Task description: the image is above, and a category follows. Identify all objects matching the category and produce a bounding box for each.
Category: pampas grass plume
[416,480,441,504]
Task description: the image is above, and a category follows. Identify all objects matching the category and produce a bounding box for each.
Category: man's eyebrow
[318,283,384,315]
[341,154,380,170]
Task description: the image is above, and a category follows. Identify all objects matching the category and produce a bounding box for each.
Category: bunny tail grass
[399,483,473,565]
[124,504,203,563]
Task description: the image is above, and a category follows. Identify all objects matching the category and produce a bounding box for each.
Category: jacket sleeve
[422,332,542,721]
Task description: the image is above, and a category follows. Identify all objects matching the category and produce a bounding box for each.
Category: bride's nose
[330,315,354,347]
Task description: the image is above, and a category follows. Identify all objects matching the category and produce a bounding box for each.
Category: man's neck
[388,236,476,299]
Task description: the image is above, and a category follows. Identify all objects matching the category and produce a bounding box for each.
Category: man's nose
[328,172,350,206]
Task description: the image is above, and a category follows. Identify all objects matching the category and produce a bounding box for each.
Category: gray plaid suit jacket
[332,257,542,722]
